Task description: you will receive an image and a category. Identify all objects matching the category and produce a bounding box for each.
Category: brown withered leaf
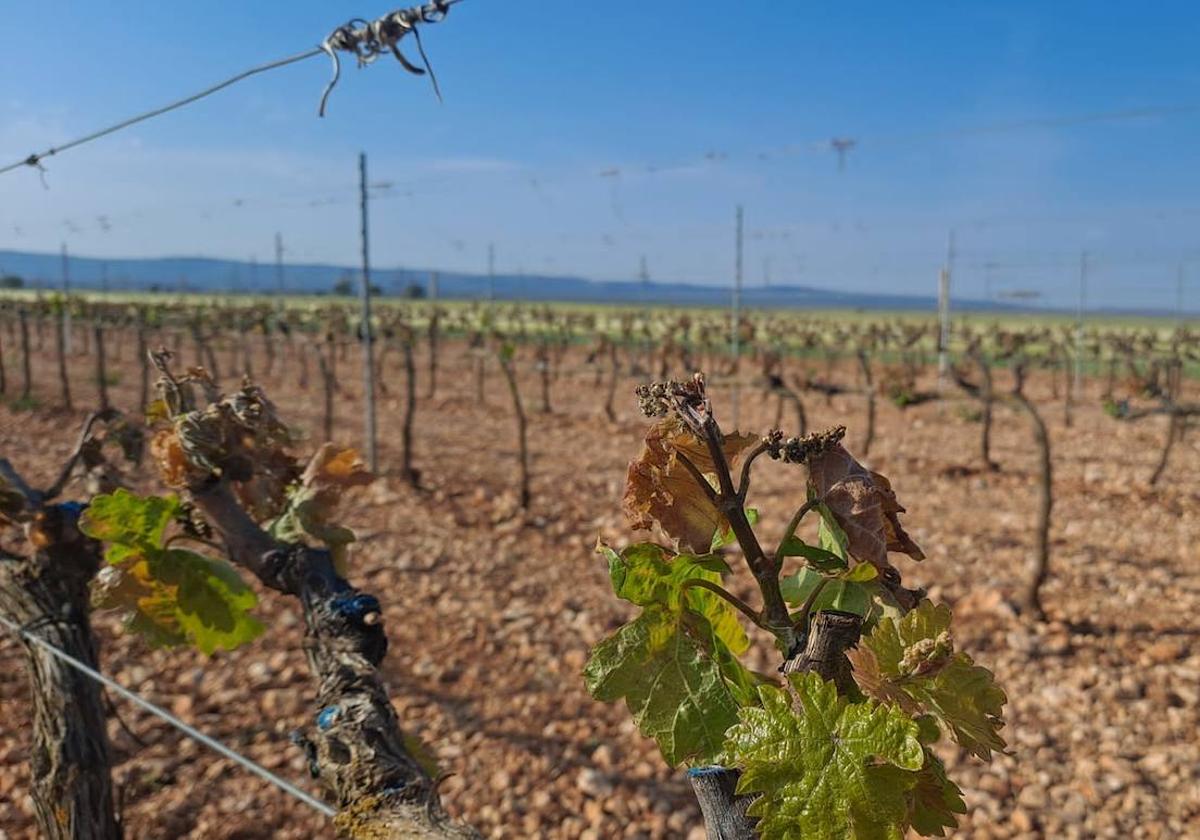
[150,429,205,489]
[846,644,921,716]
[268,444,374,574]
[806,443,924,572]
[302,444,374,490]
[623,417,757,553]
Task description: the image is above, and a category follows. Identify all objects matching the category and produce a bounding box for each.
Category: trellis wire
[0,613,337,818]
[0,0,462,178]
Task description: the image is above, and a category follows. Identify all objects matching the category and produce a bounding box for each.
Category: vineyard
[0,294,1195,838]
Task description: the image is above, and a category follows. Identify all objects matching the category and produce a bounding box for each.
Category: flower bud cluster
[635,374,707,418]
[763,425,847,464]
[899,630,954,678]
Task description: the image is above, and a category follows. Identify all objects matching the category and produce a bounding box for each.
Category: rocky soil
[1,331,1197,838]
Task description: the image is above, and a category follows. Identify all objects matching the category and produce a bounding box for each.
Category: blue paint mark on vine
[317,706,341,731]
[331,593,380,622]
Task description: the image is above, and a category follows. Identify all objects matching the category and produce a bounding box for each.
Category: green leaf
[851,601,1007,760]
[909,749,967,837]
[844,563,879,583]
[584,607,744,766]
[726,672,923,839]
[710,507,759,551]
[781,567,869,618]
[601,541,747,655]
[779,537,848,573]
[817,503,850,560]
[80,489,181,566]
[587,541,762,764]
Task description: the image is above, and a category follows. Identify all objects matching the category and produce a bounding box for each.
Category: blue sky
[3,1,1200,309]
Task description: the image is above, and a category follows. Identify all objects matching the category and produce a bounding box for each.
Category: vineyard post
[1074,251,1088,397]
[537,340,552,413]
[19,308,32,400]
[400,325,419,486]
[93,323,110,412]
[317,345,335,442]
[358,151,379,472]
[1176,263,1185,323]
[55,304,73,410]
[426,305,440,399]
[487,242,496,302]
[937,273,950,391]
[731,204,743,429]
[61,242,73,356]
[136,316,150,418]
[275,231,285,296]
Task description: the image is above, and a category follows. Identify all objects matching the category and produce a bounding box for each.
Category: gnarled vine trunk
[0,510,122,840]
[1012,368,1053,621]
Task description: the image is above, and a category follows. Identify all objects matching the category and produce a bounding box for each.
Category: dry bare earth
[0,329,1197,839]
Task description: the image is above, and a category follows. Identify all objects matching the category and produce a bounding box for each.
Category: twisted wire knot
[319,0,453,115]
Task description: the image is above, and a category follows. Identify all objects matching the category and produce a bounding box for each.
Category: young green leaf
[586,542,760,764]
[848,601,1007,760]
[726,672,924,840]
[844,562,879,583]
[817,502,851,561]
[710,507,759,551]
[780,567,869,618]
[778,536,848,573]
[601,541,748,654]
[584,607,744,766]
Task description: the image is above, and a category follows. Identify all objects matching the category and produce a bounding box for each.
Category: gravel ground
[1,333,1197,838]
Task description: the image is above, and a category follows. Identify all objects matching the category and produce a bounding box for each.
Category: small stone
[577,767,614,798]
[1011,808,1034,833]
[1016,784,1047,810]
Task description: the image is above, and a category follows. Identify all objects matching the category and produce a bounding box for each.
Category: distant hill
[0,248,1032,313]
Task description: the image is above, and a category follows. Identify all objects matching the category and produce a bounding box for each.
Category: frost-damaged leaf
[848,601,1007,760]
[586,541,760,764]
[80,489,181,566]
[92,549,263,654]
[152,548,264,654]
[623,417,757,553]
[83,490,264,654]
[806,444,924,574]
[584,607,744,766]
[726,672,923,840]
[268,444,373,571]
